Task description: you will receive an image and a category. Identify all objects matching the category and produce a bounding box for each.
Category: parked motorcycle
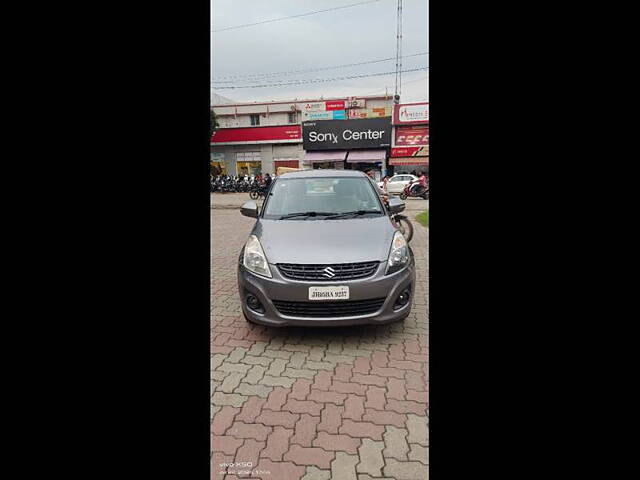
[390,212,414,242]
[249,185,267,200]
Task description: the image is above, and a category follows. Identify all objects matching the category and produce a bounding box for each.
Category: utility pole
[388,0,403,179]
[394,0,403,102]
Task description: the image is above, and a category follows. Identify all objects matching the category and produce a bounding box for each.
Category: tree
[210,109,219,139]
[210,109,220,176]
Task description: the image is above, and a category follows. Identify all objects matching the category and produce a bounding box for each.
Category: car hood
[252,216,396,264]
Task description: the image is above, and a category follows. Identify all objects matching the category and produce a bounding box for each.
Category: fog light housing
[393,288,411,310]
[246,294,264,313]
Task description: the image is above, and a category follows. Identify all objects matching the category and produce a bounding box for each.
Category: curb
[211,204,264,210]
[211,205,241,210]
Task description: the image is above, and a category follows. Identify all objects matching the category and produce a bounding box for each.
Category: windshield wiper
[278,211,334,220]
[324,210,382,219]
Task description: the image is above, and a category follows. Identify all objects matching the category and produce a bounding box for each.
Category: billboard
[211,125,301,144]
[392,102,429,125]
[348,107,392,119]
[346,98,366,108]
[391,146,429,157]
[302,110,346,121]
[394,126,429,146]
[299,100,346,112]
[302,118,392,150]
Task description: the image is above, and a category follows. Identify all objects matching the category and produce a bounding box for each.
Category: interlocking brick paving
[211,205,429,480]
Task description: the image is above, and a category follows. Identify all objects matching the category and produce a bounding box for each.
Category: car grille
[272,298,386,318]
[277,262,379,281]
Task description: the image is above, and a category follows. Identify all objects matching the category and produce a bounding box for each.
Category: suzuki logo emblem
[323,267,336,278]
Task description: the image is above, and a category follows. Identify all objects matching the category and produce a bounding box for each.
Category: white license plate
[308,286,350,301]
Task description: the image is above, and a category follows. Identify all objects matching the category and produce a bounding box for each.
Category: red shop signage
[211,125,302,143]
[325,100,346,111]
[391,146,429,157]
[395,126,429,146]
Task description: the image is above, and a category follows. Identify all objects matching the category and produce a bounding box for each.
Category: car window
[262,177,383,219]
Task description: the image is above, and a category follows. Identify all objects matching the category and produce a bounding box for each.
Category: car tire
[399,192,407,200]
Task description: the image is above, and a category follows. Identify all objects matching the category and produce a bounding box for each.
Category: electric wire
[212,52,428,83]
[210,67,428,89]
[211,0,383,32]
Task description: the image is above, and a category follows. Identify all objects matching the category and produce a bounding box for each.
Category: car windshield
[262,177,384,220]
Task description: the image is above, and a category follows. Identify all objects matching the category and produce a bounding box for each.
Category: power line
[211,52,429,83]
[210,67,428,89]
[211,0,383,32]
[402,74,429,85]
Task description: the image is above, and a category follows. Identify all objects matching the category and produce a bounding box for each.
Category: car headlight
[386,231,409,275]
[243,235,272,278]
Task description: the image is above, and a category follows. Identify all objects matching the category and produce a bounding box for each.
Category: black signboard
[302,118,392,150]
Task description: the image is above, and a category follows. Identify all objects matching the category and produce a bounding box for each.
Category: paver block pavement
[383,459,429,480]
[356,439,385,477]
[283,445,335,469]
[211,208,429,480]
[331,452,359,480]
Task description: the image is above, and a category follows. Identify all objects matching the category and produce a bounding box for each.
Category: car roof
[278,169,369,179]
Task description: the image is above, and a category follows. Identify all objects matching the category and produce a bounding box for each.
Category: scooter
[399,180,429,200]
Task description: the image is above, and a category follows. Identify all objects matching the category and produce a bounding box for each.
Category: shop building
[301,117,392,180]
[210,95,395,176]
[389,102,429,174]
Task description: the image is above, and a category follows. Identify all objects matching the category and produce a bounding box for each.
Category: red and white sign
[393,102,429,125]
[325,100,345,111]
[395,126,429,146]
[391,146,429,157]
[211,125,301,144]
[300,101,346,112]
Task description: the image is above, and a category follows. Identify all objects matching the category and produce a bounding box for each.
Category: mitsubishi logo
[323,267,336,278]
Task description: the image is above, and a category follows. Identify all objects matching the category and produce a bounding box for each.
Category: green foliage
[415,210,429,228]
[210,109,219,138]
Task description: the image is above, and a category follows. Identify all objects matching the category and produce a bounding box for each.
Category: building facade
[389,102,429,174]
[210,95,396,177]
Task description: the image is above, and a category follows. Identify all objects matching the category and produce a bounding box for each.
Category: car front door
[390,176,407,193]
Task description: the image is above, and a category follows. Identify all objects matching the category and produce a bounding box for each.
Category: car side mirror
[387,197,406,214]
[240,201,259,218]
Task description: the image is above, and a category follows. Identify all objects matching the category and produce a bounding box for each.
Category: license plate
[308,286,349,301]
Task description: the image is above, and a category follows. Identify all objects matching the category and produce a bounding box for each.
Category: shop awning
[303,151,348,162]
[346,149,387,163]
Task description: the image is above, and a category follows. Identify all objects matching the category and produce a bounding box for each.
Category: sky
[211,0,428,104]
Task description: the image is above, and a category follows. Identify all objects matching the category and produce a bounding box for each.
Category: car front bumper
[237,256,415,327]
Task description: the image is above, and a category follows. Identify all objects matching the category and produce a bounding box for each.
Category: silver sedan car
[237,170,415,327]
